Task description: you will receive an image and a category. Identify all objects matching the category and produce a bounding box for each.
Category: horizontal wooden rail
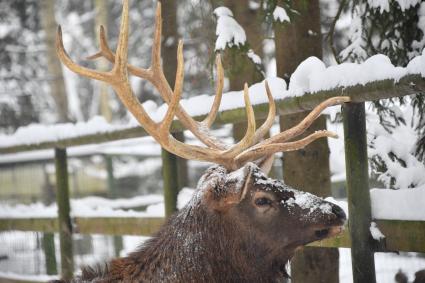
[1,217,424,253]
[0,74,423,155]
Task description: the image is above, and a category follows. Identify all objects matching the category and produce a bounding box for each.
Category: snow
[407,48,425,77]
[214,7,246,51]
[286,190,333,215]
[368,0,390,13]
[368,103,425,190]
[0,22,18,39]
[326,197,349,216]
[113,158,162,179]
[0,115,125,148]
[0,189,197,219]
[0,272,58,282]
[144,188,196,217]
[370,186,425,221]
[247,49,262,65]
[339,7,368,62]
[370,221,385,240]
[248,1,260,10]
[328,185,425,221]
[0,194,163,219]
[339,248,425,283]
[305,54,407,93]
[288,57,326,96]
[368,0,421,13]
[0,137,161,164]
[273,6,290,23]
[395,0,422,11]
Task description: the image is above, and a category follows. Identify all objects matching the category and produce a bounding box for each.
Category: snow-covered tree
[0,0,44,132]
[340,0,425,162]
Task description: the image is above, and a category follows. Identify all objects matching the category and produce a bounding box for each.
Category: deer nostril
[332,205,346,220]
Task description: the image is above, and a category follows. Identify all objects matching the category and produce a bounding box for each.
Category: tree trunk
[40,0,69,123]
[159,0,188,217]
[94,0,112,122]
[274,1,339,282]
[221,0,264,141]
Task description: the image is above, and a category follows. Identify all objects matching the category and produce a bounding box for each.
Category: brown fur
[51,164,345,283]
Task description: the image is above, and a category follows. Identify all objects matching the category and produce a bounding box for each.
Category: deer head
[197,163,345,260]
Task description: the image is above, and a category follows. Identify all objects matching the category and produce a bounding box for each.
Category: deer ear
[202,165,252,212]
[256,155,275,176]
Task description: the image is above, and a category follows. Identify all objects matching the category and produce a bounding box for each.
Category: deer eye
[255,197,272,206]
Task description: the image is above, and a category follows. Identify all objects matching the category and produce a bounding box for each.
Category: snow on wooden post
[342,102,376,283]
[54,148,74,279]
[161,148,179,217]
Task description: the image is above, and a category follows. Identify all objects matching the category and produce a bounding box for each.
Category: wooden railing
[0,73,424,283]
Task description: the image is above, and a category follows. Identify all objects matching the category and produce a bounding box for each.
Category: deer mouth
[314,225,345,240]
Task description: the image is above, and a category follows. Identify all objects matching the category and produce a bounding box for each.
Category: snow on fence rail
[0,73,424,154]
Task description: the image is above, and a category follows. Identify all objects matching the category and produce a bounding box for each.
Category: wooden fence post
[41,164,58,275]
[104,155,123,256]
[55,148,74,279]
[343,102,376,283]
[42,232,58,275]
[105,155,117,198]
[161,148,179,217]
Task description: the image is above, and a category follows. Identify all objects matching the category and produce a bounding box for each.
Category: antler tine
[160,40,184,133]
[202,54,224,128]
[252,81,276,145]
[56,26,111,82]
[235,130,338,166]
[86,26,113,61]
[88,25,152,79]
[222,83,256,157]
[257,96,350,146]
[112,0,130,77]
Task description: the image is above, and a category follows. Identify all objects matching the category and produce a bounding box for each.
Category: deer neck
[128,198,285,282]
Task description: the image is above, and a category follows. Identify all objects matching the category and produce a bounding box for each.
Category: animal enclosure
[1,0,425,281]
[1,72,425,282]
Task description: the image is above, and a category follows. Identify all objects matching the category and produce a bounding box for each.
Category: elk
[54,1,348,282]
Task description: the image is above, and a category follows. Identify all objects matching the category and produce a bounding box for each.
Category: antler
[86,1,226,150]
[56,0,350,171]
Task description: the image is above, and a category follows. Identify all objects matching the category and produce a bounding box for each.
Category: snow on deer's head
[199,163,346,254]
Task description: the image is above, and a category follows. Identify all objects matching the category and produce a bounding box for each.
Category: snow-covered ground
[0,188,193,219]
[339,248,425,283]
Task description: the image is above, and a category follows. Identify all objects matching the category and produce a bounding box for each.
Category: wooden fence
[0,74,424,283]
